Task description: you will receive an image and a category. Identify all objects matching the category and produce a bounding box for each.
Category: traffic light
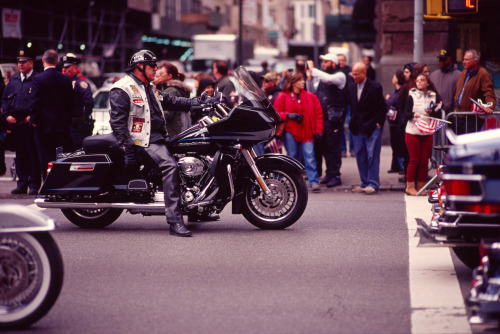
[445,0,478,14]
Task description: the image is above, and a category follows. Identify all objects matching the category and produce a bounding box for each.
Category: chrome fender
[0,204,56,233]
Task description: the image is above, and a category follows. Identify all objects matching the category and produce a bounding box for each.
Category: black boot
[169,222,192,237]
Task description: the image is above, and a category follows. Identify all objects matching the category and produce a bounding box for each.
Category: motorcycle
[35,67,309,230]
[0,204,64,329]
[416,128,500,269]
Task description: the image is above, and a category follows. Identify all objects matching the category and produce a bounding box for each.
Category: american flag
[414,118,447,134]
[470,98,493,114]
[265,138,284,153]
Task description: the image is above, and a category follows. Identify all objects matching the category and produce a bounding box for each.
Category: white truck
[191,34,253,72]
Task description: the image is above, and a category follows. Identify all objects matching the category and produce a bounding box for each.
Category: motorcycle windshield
[233,66,272,110]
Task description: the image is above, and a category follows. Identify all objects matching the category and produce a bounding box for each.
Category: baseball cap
[16,49,35,62]
[319,53,338,63]
[437,49,449,59]
[261,71,278,83]
[62,53,81,67]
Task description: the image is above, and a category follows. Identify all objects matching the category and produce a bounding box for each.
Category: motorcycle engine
[178,157,205,177]
[178,156,211,204]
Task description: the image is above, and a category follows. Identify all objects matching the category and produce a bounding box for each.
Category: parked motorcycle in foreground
[35,67,308,230]
[0,205,64,329]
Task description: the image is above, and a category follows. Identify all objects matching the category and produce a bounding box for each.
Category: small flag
[470,98,493,114]
[414,118,447,134]
[265,138,283,153]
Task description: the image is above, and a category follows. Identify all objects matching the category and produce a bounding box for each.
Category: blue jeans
[284,132,319,185]
[351,127,382,190]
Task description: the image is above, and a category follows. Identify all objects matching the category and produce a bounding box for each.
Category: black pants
[144,142,184,225]
[389,125,406,172]
[13,124,41,190]
[316,119,343,179]
[34,129,73,179]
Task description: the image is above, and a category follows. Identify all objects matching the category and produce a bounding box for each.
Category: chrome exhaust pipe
[35,198,165,212]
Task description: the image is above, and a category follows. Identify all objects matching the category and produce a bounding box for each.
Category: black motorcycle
[35,67,308,230]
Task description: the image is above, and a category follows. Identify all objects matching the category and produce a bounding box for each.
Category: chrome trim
[227,164,234,201]
[70,163,96,172]
[240,148,270,195]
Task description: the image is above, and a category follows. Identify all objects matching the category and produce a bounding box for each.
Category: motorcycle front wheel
[0,232,64,329]
[242,169,308,229]
[61,208,123,229]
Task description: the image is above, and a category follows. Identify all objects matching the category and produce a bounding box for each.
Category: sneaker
[363,186,378,195]
[311,184,321,193]
[320,175,333,185]
[352,186,365,193]
[326,177,342,188]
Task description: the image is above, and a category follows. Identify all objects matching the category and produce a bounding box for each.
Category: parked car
[92,86,111,135]
[416,128,500,268]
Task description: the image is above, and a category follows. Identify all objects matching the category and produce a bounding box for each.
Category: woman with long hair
[403,73,442,195]
[273,73,324,192]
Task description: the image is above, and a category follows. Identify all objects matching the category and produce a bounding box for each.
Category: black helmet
[125,50,157,72]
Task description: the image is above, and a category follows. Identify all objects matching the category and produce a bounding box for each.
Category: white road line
[406,195,471,333]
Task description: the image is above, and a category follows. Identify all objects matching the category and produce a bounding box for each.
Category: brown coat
[454,66,496,112]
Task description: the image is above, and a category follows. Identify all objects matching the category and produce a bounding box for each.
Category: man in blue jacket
[1,50,41,194]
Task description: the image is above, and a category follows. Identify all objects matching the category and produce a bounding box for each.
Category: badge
[131,117,145,133]
[130,85,140,95]
[79,81,89,90]
[132,98,144,105]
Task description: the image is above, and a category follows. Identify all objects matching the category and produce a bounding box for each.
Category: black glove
[124,146,138,174]
[314,133,323,141]
[287,113,303,124]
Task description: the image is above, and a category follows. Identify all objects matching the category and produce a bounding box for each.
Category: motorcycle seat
[83,133,124,157]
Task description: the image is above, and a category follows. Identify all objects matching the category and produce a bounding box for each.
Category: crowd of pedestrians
[0,47,496,200]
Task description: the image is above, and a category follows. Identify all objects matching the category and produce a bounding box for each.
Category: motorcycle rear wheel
[0,232,64,329]
[61,208,123,229]
[242,169,308,229]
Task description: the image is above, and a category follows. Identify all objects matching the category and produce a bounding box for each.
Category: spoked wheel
[242,169,308,229]
[61,208,123,229]
[0,232,63,329]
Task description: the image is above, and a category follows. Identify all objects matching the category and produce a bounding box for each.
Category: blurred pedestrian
[258,60,269,77]
[403,73,443,195]
[194,72,214,96]
[363,56,376,81]
[430,49,460,114]
[386,69,407,175]
[453,49,496,134]
[274,73,323,193]
[62,53,94,149]
[348,62,387,195]
[31,49,74,179]
[306,54,347,188]
[212,60,236,107]
[337,53,354,158]
[1,49,41,194]
[154,61,192,137]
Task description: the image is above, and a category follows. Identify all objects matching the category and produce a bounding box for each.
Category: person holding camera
[306,54,347,188]
[273,73,323,193]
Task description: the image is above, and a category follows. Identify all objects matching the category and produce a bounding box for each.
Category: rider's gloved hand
[287,113,303,124]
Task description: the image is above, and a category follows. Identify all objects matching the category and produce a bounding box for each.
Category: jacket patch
[131,117,145,133]
[132,98,144,105]
[130,85,140,95]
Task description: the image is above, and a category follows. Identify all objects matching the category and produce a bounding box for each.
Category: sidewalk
[318,145,406,192]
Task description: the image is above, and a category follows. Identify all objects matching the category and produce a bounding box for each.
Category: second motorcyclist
[109,50,207,237]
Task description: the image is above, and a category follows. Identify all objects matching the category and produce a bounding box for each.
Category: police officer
[62,53,94,149]
[1,50,41,194]
[109,50,206,237]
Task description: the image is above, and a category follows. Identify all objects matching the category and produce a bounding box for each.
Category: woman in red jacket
[273,73,324,192]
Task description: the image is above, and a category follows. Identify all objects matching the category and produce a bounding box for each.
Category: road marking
[406,195,471,333]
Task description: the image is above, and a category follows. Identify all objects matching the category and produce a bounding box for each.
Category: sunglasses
[263,79,272,83]
[144,62,157,69]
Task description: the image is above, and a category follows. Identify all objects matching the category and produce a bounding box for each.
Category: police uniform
[1,50,41,194]
[62,54,94,149]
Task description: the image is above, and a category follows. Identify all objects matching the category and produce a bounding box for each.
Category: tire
[61,208,122,229]
[242,169,308,229]
[452,246,481,269]
[0,232,64,329]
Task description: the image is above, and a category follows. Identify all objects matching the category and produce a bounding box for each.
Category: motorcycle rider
[109,50,204,237]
